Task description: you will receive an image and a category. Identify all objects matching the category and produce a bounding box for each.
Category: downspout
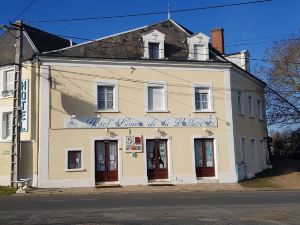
[35,56,41,187]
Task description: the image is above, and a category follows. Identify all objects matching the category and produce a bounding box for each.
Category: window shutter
[8,112,12,137]
[2,113,7,139]
[0,71,3,93]
[148,86,164,111]
[6,71,14,91]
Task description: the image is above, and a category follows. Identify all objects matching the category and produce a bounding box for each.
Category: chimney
[211,28,224,54]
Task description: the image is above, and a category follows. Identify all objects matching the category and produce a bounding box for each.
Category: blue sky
[0,0,299,71]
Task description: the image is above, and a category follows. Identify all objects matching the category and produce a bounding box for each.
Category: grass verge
[239,168,281,189]
[0,186,17,196]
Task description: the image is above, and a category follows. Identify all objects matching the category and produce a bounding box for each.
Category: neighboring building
[0,23,72,186]
[0,19,268,188]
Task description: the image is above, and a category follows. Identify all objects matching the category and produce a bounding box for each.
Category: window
[194,87,210,111]
[2,112,12,139]
[248,95,253,116]
[96,81,118,112]
[2,70,14,96]
[251,138,256,160]
[187,33,209,61]
[147,84,166,111]
[142,29,165,59]
[240,137,245,162]
[238,91,242,114]
[257,99,263,120]
[194,44,205,61]
[148,43,160,60]
[66,149,84,171]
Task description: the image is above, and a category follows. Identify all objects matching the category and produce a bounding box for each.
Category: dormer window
[149,43,159,59]
[194,44,206,61]
[187,33,209,61]
[142,30,165,60]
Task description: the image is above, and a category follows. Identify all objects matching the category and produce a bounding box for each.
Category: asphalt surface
[0,191,299,225]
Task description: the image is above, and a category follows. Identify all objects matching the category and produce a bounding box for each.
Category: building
[0,19,268,188]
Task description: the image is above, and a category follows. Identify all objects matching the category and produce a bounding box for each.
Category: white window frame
[257,98,264,120]
[192,82,213,112]
[142,29,165,59]
[187,32,210,61]
[65,147,84,172]
[0,67,15,98]
[145,81,168,112]
[94,80,119,112]
[247,94,254,117]
[240,137,246,163]
[237,91,244,115]
[0,107,13,142]
[250,138,256,161]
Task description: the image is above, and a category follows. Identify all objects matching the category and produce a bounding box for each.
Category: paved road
[0,191,299,225]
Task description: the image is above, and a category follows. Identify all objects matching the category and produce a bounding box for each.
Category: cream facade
[0,20,268,188]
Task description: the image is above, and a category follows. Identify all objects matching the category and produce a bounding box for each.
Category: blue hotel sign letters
[21,80,28,132]
[65,116,217,129]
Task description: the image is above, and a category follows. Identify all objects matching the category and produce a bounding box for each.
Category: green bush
[0,186,17,196]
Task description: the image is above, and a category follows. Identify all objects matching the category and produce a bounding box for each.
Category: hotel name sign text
[65,116,217,129]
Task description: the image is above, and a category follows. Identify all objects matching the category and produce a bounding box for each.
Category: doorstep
[95,181,121,188]
[148,179,174,186]
[196,177,218,184]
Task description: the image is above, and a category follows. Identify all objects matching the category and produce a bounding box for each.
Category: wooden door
[95,140,118,182]
[146,139,168,180]
[194,139,215,177]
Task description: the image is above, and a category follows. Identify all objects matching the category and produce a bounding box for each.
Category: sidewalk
[25,183,246,196]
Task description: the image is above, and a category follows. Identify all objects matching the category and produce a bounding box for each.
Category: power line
[22,64,271,94]
[20,63,300,114]
[26,0,272,24]
[11,0,38,22]
[57,0,99,33]
[11,16,300,66]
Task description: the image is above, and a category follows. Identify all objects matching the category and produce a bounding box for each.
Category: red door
[146,139,168,180]
[95,141,118,182]
[194,139,215,177]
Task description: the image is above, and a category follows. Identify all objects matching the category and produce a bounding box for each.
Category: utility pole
[11,21,23,187]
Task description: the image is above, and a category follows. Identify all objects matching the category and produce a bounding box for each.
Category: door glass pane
[205,141,214,167]
[158,141,167,169]
[109,142,117,171]
[146,140,155,169]
[95,142,105,172]
[194,140,203,167]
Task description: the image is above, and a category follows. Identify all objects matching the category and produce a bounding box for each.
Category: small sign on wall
[125,135,143,153]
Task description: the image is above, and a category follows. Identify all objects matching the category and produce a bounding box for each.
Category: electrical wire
[11,0,38,22]
[26,0,273,24]
[11,25,298,66]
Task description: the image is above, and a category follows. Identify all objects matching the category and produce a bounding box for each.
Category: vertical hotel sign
[21,79,28,132]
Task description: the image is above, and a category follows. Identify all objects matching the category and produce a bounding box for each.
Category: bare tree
[259,35,300,127]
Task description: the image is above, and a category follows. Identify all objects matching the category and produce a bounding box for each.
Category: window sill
[146,110,169,113]
[238,113,245,117]
[95,110,120,113]
[0,138,12,143]
[249,115,256,119]
[0,95,13,100]
[193,110,215,113]
[65,168,85,172]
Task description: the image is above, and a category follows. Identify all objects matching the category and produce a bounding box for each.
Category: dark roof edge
[38,55,231,66]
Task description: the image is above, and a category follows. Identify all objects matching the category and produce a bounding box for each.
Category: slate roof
[0,23,71,67]
[44,19,222,62]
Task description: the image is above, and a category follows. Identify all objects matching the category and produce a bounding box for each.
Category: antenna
[168,1,171,19]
